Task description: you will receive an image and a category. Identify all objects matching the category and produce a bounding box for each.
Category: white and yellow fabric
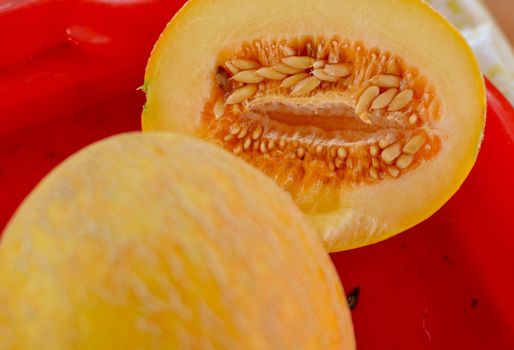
[427,0,514,104]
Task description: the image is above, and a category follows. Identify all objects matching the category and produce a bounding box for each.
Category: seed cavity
[207,38,440,186]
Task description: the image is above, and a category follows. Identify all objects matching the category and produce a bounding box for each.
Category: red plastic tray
[1,1,514,348]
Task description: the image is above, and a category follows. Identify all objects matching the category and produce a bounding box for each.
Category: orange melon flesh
[0,133,355,349]
[142,0,486,251]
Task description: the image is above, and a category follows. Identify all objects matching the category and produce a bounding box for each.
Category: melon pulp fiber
[0,133,355,350]
[142,0,486,251]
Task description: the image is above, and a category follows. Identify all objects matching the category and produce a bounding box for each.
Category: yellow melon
[142,0,485,251]
[0,133,354,349]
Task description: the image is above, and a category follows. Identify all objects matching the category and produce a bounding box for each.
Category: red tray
[1,1,514,348]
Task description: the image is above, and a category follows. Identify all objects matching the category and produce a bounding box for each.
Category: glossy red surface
[332,79,514,347]
[1,1,514,348]
[0,0,182,135]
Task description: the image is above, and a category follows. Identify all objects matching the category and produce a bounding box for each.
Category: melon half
[142,0,486,251]
[0,133,355,349]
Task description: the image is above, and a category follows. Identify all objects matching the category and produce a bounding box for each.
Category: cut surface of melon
[142,0,486,251]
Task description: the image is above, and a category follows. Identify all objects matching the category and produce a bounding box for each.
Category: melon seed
[232,70,264,84]
[324,63,352,77]
[371,88,398,110]
[312,69,339,83]
[274,63,304,75]
[381,143,402,164]
[281,56,315,70]
[256,67,287,80]
[281,73,310,89]
[226,84,258,104]
[389,89,414,111]
[291,76,321,96]
[403,134,426,154]
[356,86,380,115]
[231,59,261,70]
[371,74,401,88]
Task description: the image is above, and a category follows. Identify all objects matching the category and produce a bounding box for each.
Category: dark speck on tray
[347,287,360,310]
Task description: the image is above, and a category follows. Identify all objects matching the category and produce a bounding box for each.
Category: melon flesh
[0,133,355,349]
[142,0,486,251]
